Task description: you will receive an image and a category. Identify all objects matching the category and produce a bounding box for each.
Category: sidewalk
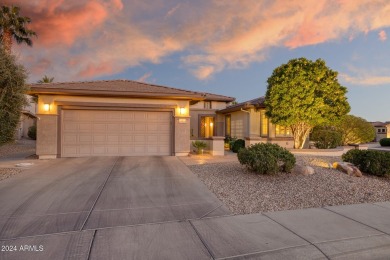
[92,201,390,259]
[2,201,389,259]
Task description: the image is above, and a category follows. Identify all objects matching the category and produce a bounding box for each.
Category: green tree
[0,47,28,145]
[265,58,350,149]
[336,115,375,145]
[0,5,36,53]
[37,75,54,83]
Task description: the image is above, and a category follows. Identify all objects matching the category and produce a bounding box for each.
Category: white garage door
[61,110,172,157]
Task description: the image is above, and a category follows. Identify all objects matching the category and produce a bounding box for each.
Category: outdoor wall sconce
[43,103,50,112]
[179,107,186,115]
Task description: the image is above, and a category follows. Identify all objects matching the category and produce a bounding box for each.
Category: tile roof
[370,121,389,127]
[218,96,265,113]
[28,79,234,102]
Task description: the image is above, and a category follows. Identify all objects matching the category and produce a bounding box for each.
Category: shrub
[342,149,390,177]
[192,140,207,154]
[232,139,245,153]
[27,125,36,140]
[380,138,390,147]
[310,128,342,149]
[238,143,296,174]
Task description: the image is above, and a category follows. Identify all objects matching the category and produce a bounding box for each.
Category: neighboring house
[28,80,234,159]
[370,121,390,141]
[15,95,37,140]
[218,97,294,149]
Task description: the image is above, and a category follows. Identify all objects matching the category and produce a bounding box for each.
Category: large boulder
[333,162,362,177]
[292,164,315,176]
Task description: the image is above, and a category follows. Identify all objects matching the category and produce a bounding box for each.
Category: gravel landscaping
[0,139,36,181]
[189,155,390,214]
[0,168,22,181]
[0,138,36,159]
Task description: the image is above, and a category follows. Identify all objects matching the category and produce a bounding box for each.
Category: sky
[6,0,390,122]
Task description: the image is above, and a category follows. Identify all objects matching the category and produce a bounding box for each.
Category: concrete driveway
[0,156,230,260]
[2,156,390,259]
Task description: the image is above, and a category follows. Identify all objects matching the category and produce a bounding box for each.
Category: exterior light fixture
[43,103,50,112]
[179,107,186,115]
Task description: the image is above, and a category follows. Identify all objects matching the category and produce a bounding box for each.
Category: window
[225,115,231,137]
[204,101,212,109]
[200,116,214,138]
[260,110,268,136]
[275,125,292,137]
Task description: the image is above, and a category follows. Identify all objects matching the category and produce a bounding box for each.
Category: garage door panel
[134,112,147,120]
[93,146,106,154]
[79,123,92,132]
[79,146,92,154]
[63,123,78,131]
[93,135,106,142]
[107,135,119,143]
[63,135,77,143]
[62,110,172,157]
[79,134,92,143]
[121,124,134,131]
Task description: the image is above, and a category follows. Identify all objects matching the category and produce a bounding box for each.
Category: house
[217,97,294,149]
[28,80,234,159]
[14,95,37,140]
[370,121,390,141]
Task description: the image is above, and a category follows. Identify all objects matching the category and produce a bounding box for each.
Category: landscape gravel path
[189,155,390,214]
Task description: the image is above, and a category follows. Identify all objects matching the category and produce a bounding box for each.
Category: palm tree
[37,75,54,83]
[0,5,36,53]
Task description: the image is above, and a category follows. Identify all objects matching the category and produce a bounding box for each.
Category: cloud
[137,72,152,82]
[4,0,122,47]
[165,3,181,19]
[7,0,390,81]
[340,66,390,86]
[340,73,390,86]
[379,30,387,41]
[77,62,115,78]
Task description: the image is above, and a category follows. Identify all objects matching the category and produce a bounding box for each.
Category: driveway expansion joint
[86,230,97,260]
[262,213,331,260]
[199,204,224,219]
[80,157,119,231]
[188,220,216,260]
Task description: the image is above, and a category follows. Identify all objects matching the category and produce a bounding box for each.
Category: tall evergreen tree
[0,47,28,144]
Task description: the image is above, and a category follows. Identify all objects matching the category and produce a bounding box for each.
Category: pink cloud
[137,72,152,82]
[7,0,390,81]
[77,62,114,78]
[3,0,122,46]
[379,30,387,41]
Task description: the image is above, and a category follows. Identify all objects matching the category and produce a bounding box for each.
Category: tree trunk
[291,122,312,149]
[1,30,12,53]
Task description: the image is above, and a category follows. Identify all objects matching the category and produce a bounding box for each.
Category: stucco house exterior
[218,97,294,149]
[28,80,234,159]
[370,121,390,141]
[15,95,37,140]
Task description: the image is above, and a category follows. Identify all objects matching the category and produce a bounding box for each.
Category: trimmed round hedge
[380,138,390,147]
[342,149,390,177]
[28,125,36,140]
[232,139,245,153]
[237,143,296,174]
[310,128,342,149]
